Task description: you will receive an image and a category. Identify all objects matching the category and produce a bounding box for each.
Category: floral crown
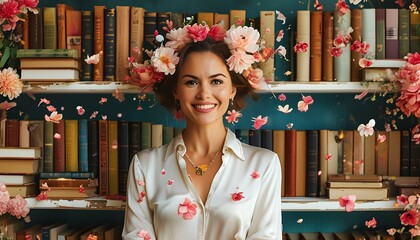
[127,22,275,91]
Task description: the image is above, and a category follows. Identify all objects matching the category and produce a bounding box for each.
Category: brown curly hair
[153,36,258,112]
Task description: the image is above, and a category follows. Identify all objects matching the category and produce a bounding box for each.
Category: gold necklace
[184,151,220,175]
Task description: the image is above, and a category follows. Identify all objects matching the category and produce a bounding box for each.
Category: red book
[322,12,333,81]
[284,129,297,197]
[5,119,19,147]
[53,120,66,172]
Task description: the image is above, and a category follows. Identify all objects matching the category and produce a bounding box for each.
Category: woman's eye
[185,80,198,85]
[211,79,223,85]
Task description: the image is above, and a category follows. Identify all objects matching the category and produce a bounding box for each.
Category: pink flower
[36,191,49,201]
[151,47,180,75]
[277,104,293,114]
[251,171,260,179]
[137,191,146,203]
[231,190,245,201]
[324,154,332,161]
[354,89,369,100]
[297,95,314,112]
[0,67,23,100]
[178,198,198,220]
[365,217,377,228]
[226,50,256,74]
[251,115,268,129]
[400,208,419,226]
[359,58,373,68]
[333,34,347,48]
[208,24,226,41]
[76,106,85,115]
[225,26,260,53]
[339,194,356,212]
[187,23,209,42]
[357,119,376,137]
[407,52,420,65]
[0,0,21,31]
[377,134,387,143]
[0,182,10,215]
[335,0,350,16]
[314,0,323,10]
[387,228,397,236]
[130,64,165,91]
[330,47,343,58]
[225,110,242,124]
[242,67,265,89]
[276,30,284,42]
[410,226,420,237]
[278,94,286,101]
[165,27,192,50]
[7,195,29,219]
[137,230,151,240]
[293,41,308,53]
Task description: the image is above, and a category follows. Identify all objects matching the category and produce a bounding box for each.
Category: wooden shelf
[22,81,381,94]
[26,197,400,211]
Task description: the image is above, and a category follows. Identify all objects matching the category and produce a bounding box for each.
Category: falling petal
[354,89,369,100]
[54,133,61,139]
[101,115,107,120]
[297,219,303,223]
[117,113,123,118]
[275,10,286,24]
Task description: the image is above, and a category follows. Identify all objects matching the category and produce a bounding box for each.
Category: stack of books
[362,59,406,81]
[0,147,41,197]
[16,49,80,83]
[327,174,388,201]
[39,177,99,199]
[394,176,420,196]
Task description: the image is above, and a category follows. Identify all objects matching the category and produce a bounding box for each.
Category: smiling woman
[122,24,282,240]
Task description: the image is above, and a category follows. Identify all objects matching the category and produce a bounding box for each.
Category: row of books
[22,5,276,82]
[293,8,420,82]
[2,118,419,198]
[1,220,122,240]
[284,229,395,240]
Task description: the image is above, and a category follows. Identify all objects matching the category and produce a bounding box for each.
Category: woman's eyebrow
[209,73,227,78]
[180,74,198,79]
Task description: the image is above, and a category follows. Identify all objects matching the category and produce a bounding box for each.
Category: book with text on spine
[20,69,79,82]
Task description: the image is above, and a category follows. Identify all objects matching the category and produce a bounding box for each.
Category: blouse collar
[164,128,245,161]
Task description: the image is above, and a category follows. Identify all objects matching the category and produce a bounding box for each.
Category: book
[375,9,386,59]
[296,10,310,82]
[394,176,420,187]
[108,120,119,195]
[93,5,106,81]
[88,120,99,178]
[214,13,229,30]
[284,129,297,197]
[28,8,43,49]
[0,158,40,174]
[319,129,328,197]
[151,123,163,148]
[141,122,152,150]
[118,121,129,196]
[369,59,405,68]
[17,48,78,58]
[272,130,285,196]
[78,119,89,172]
[352,130,364,175]
[20,58,79,69]
[41,222,68,240]
[18,120,30,148]
[229,9,246,27]
[16,224,42,240]
[116,6,130,82]
[296,130,307,197]
[99,120,109,195]
[0,147,41,158]
[0,218,25,240]
[39,178,98,187]
[130,7,145,64]
[341,130,353,175]
[105,225,122,240]
[400,130,410,176]
[6,183,37,197]
[5,119,19,147]
[21,69,80,81]
[0,174,36,185]
[56,3,73,49]
[57,228,76,240]
[79,224,110,240]
[65,10,82,58]
[249,129,261,147]
[351,9,362,82]
[410,12,420,53]
[398,9,410,59]
[81,10,93,81]
[39,172,95,179]
[364,135,375,175]
[322,12,333,81]
[65,120,79,172]
[333,10,351,82]
[388,131,401,177]
[39,186,98,199]
[43,121,54,173]
[310,11,322,82]
[53,120,66,172]
[259,11,275,81]
[327,181,383,188]
[362,68,398,81]
[261,129,273,151]
[362,8,376,59]
[197,12,214,26]
[0,119,6,147]
[375,131,389,176]
[306,130,319,197]
[328,187,388,200]
[43,7,57,49]
[385,8,399,59]
[328,174,382,182]
[104,8,116,81]
[143,11,157,61]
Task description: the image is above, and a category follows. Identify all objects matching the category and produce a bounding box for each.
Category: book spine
[0,119,5,147]
[108,120,119,195]
[53,120,65,172]
[19,120,30,148]
[259,11,275,81]
[162,126,174,145]
[296,130,306,196]
[318,130,328,197]
[249,129,261,147]
[65,120,79,172]
[78,119,88,172]
[410,131,420,176]
[401,130,410,176]
[143,12,157,61]
[157,12,171,37]
[261,129,273,151]
[129,121,141,158]
[342,130,353,174]
[351,9,362,82]
[272,130,285,196]
[197,12,214,26]
[39,172,95,179]
[361,8,376,59]
[352,130,364,175]
[99,120,109,195]
[65,10,82,59]
[93,6,105,81]
[43,7,57,49]
[141,122,152,150]
[388,131,401,177]
[29,120,44,149]
[88,120,99,178]
[375,9,386,59]
[118,121,129,196]
[81,10,93,81]
[364,134,375,175]
[305,130,319,197]
[6,119,19,147]
[16,49,78,58]
[327,130,338,175]
[410,12,420,53]
[385,8,399,59]
[333,10,351,82]
[296,10,310,82]
[116,6,131,82]
[57,3,72,49]
[214,13,228,30]
[229,9,246,27]
[104,8,116,81]
[375,131,389,175]
[310,11,322,82]
[284,129,297,197]
[151,124,163,148]
[398,9,410,59]
[130,7,145,63]
[28,9,43,49]
[43,121,54,173]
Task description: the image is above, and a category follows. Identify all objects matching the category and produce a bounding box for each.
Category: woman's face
[174,51,236,127]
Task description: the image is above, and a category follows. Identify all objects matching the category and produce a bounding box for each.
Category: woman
[123,24,282,240]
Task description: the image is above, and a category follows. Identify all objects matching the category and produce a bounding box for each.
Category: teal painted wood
[3,93,416,130]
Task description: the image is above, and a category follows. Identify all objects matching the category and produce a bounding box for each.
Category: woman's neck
[182,124,226,156]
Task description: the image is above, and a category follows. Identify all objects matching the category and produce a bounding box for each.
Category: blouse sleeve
[122,153,156,240]
[246,153,282,240]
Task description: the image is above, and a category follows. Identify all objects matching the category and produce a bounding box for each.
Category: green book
[399,9,410,58]
[43,121,54,173]
[16,49,78,58]
[141,122,152,150]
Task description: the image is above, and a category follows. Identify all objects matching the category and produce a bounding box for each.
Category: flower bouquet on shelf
[0,0,39,102]
[0,182,30,240]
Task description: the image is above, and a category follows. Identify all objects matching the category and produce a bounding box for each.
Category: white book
[296,10,310,82]
[0,174,35,185]
[333,10,351,82]
[369,59,406,68]
[20,69,79,81]
[50,223,69,240]
[151,124,163,148]
[0,147,41,158]
[362,8,376,58]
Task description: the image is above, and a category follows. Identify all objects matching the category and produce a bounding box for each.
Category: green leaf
[0,46,10,69]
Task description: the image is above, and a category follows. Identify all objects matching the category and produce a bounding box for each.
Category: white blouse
[122,128,282,240]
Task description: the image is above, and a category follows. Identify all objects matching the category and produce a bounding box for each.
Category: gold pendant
[195,164,208,175]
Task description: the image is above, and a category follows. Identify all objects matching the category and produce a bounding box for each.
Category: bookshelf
[1,0,418,237]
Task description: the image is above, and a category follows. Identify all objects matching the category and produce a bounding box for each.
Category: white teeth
[194,104,215,109]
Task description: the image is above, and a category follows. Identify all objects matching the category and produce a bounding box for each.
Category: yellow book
[108,120,119,195]
[65,120,79,172]
[388,131,401,177]
[272,130,285,196]
[43,7,57,49]
[197,12,214,26]
[116,6,130,82]
[130,7,145,63]
[259,11,275,81]
[229,9,246,27]
[214,13,229,29]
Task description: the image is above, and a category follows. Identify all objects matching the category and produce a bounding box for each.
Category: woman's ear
[230,86,237,99]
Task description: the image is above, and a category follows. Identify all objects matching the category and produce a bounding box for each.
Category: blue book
[235,129,249,144]
[39,172,95,179]
[78,119,89,172]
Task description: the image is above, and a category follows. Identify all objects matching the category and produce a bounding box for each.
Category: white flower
[0,67,23,100]
[151,47,180,75]
[165,27,192,50]
[226,49,256,74]
[224,26,260,53]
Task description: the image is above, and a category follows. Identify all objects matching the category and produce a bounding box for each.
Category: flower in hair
[151,47,179,75]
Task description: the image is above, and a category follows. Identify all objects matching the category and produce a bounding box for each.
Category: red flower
[293,41,308,53]
[330,47,343,58]
[400,208,419,226]
[407,52,420,65]
[187,23,209,42]
[208,24,226,41]
[335,0,350,16]
[231,191,245,201]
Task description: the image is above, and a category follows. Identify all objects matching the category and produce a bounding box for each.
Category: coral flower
[178,198,198,220]
[151,47,179,75]
[0,67,23,100]
[225,25,260,53]
[400,208,419,226]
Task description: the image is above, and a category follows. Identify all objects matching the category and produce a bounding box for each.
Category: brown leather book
[322,12,333,81]
[310,11,323,82]
[130,7,145,63]
[28,8,43,49]
[350,9,363,82]
[284,129,297,197]
[53,120,65,172]
[99,120,109,195]
[5,119,19,147]
[93,5,105,81]
[65,10,82,58]
[116,6,131,82]
[56,3,73,49]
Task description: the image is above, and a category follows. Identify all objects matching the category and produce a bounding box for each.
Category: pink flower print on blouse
[137,230,152,240]
[251,171,260,179]
[137,191,146,203]
[231,190,245,201]
[178,198,198,220]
